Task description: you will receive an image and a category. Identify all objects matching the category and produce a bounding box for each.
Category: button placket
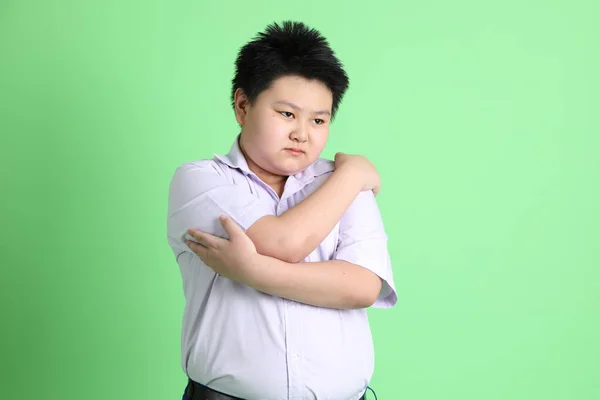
[287,298,305,399]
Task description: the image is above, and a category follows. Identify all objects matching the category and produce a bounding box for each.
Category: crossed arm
[242,167,383,308]
[168,162,390,309]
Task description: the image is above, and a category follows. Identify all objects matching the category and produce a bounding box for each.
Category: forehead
[260,75,333,106]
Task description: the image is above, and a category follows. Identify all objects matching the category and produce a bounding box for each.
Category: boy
[167,20,397,400]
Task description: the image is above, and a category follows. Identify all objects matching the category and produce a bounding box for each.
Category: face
[234,75,333,187]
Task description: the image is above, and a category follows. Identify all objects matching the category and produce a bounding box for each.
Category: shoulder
[172,158,221,175]
[168,158,235,199]
[310,158,335,178]
[295,158,335,192]
[170,157,235,183]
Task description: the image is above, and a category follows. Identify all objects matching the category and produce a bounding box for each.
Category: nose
[290,120,308,143]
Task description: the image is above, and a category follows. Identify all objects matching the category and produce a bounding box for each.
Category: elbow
[279,236,309,264]
[355,276,382,308]
[355,292,378,309]
[251,232,304,263]
[247,216,305,263]
[281,241,306,264]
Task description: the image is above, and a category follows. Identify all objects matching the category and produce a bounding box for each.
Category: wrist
[245,253,294,295]
[244,253,273,289]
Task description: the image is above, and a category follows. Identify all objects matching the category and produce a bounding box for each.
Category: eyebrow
[272,101,331,116]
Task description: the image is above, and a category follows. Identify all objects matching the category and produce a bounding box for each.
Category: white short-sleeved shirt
[167,135,397,400]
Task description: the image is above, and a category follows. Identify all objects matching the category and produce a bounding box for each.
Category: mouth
[284,148,304,155]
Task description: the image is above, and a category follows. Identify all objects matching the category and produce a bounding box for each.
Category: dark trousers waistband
[182,377,369,400]
[183,378,244,400]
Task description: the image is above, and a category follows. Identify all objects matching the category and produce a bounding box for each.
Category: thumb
[219,215,242,238]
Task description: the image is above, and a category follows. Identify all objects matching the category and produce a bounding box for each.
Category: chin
[278,168,302,176]
[269,156,313,176]
[272,165,304,176]
[285,160,312,173]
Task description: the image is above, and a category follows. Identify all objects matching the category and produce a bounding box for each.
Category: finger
[187,240,208,258]
[187,229,218,249]
[219,215,243,238]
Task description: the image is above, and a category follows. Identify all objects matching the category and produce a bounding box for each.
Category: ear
[234,88,250,125]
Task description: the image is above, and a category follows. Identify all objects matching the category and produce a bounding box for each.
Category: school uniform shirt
[167,134,397,400]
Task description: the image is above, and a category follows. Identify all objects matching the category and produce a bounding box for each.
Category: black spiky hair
[231,20,349,120]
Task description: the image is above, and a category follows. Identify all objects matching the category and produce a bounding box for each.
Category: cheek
[257,112,287,135]
[311,131,329,151]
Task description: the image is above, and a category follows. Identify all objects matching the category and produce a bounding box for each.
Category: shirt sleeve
[333,190,397,308]
[167,161,276,257]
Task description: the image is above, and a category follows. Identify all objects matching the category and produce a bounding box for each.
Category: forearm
[277,167,362,262]
[247,253,382,309]
[245,166,363,263]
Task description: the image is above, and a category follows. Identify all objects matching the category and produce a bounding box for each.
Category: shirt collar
[213,134,334,185]
[213,134,251,173]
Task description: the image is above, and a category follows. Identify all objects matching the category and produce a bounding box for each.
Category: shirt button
[291,353,299,360]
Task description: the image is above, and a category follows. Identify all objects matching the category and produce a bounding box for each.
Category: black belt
[185,378,368,400]
[186,378,244,400]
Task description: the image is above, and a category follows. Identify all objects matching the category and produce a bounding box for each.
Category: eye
[313,119,325,125]
[280,111,294,119]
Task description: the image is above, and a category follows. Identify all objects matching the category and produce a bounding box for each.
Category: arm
[169,159,375,264]
[248,256,382,309]
[249,190,397,309]
[248,164,364,263]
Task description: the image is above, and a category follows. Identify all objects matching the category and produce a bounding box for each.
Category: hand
[334,152,381,195]
[185,216,259,286]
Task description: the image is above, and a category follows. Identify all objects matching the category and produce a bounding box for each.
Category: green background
[1,0,598,399]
